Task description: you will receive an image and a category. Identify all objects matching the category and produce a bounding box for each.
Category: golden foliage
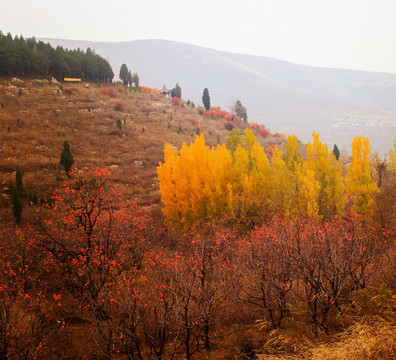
[158,131,380,230]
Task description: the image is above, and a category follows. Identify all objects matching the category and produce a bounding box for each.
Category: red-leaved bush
[114,100,124,111]
[190,118,199,126]
[260,128,270,137]
[101,87,117,97]
[171,97,181,106]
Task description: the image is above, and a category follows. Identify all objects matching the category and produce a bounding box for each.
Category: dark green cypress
[60,141,74,176]
[333,144,340,161]
[202,88,210,111]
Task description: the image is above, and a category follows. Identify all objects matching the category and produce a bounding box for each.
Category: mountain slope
[40,38,396,153]
[0,79,286,222]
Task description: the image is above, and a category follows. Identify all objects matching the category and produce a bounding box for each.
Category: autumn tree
[226,127,243,154]
[0,226,60,358]
[132,72,140,87]
[127,70,133,86]
[231,99,248,123]
[345,136,378,220]
[202,88,210,111]
[305,132,344,219]
[37,168,152,357]
[239,218,294,328]
[158,134,233,230]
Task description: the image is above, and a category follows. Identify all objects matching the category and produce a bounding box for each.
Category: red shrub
[171,97,181,106]
[101,87,117,97]
[260,128,270,137]
[190,118,199,126]
[117,85,125,93]
[64,88,73,95]
[265,144,277,154]
[114,100,124,111]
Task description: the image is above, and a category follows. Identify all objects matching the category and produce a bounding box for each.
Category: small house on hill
[159,84,171,98]
[64,78,81,83]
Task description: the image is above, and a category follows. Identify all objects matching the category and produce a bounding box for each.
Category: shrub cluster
[0,168,393,359]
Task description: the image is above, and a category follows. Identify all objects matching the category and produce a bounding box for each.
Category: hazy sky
[2,0,396,74]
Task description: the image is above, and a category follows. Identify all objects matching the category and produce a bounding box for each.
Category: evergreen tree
[333,144,340,161]
[119,64,129,85]
[0,32,113,81]
[202,88,210,111]
[15,167,25,198]
[116,118,122,130]
[60,141,74,176]
[8,180,22,225]
[171,82,181,98]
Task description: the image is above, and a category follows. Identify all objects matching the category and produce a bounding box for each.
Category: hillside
[41,38,396,154]
[0,78,395,360]
[0,78,285,223]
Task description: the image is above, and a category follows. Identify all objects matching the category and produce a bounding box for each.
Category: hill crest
[40,38,396,153]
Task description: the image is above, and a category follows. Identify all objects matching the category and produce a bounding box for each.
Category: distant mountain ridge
[40,38,396,153]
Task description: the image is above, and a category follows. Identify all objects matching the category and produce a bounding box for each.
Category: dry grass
[256,316,396,360]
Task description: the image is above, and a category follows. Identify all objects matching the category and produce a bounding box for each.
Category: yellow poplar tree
[345,136,378,220]
[305,132,344,219]
[388,139,396,184]
[283,135,303,218]
[157,144,185,228]
[207,143,233,215]
[270,147,290,214]
[158,134,233,230]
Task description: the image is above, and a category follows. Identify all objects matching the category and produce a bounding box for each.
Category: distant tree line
[0,31,114,82]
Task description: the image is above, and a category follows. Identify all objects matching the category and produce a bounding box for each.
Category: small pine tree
[15,167,25,198]
[202,88,210,111]
[116,118,122,130]
[60,141,74,176]
[171,83,181,99]
[9,180,22,225]
[119,64,129,85]
[333,144,340,161]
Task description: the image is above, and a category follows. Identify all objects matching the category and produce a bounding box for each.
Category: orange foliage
[117,85,125,93]
[274,133,286,138]
[190,118,199,126]
[139,86,160,96]
[201,107,242,126]
[250,122,271,138]
[265,144,277,154]
[101,87,117,97]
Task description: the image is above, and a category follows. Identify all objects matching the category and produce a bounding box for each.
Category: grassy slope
[0,78,285,223]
